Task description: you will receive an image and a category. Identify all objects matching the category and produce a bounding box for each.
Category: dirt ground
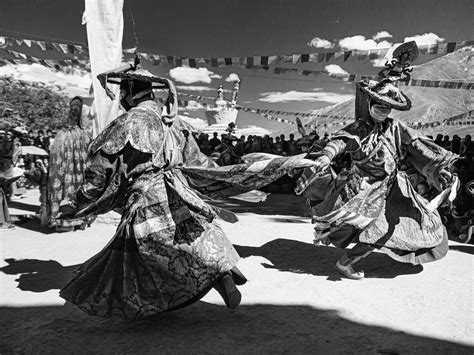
[1,189,473,354]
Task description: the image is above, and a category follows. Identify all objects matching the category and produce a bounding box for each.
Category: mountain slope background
[275,46,474,138]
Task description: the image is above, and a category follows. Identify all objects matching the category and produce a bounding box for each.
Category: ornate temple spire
[231,80,240,105]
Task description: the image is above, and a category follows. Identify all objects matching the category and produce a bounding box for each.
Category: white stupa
[202,80,241,136]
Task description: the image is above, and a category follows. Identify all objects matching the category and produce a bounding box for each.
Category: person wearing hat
[58,65,248,318]
[295,42,459,280]
[46,96,94,232]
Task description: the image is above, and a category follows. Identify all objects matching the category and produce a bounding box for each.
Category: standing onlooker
[47,96,94,232]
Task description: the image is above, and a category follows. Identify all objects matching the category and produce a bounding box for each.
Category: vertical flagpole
[84,0,124,137]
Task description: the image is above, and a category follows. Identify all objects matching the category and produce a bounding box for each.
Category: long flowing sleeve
[398,122,458,190]
[71,151,121,217]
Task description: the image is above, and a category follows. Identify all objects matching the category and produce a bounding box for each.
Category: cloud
[177,85,231,94]
[376,40,392,48]
[368,40,406,67]
[225,73,240,82]
[0,63,91,97]
[324,64,349,76]
[178,115,208,131]
[338,35,392,51]
[403,32,445,46]
[180,101,205,110]
[177,85,215,91]
[259,90,354,104]
[238,125,272,137]
[371,58,389,67]
[169,67,221,84]
[307,37,335,49]
[0,63,91,88]
[373,31,392,41]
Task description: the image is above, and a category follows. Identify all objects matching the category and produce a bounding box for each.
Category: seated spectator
[460,135,472,157]
[34,130,45,148]
[213,135,241,165]
[234,135,246,156]
[199,134,212,156]
[260,135,272,154]
[451,135,462,155]
[434,134,443,147]
[273,136,284,155]
[251,136,262,153]
[209,132,221,151]
[285,133,300,155]
[442,135,451,150]
[244,135,254,154]
[27,131,35,146]
[280,134,288,154]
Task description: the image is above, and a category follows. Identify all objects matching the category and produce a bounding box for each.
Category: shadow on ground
[0,302,470,353]
[1,257,469,353]
[8,200,39,213]
[235,239,423,280]
[211,194,310,217]
[0,259,78,292]
[9,217,56,234]
[449,244,474,255]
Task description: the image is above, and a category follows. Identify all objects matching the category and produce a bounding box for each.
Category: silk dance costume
[295,42,459,280]
[59,64,317,318]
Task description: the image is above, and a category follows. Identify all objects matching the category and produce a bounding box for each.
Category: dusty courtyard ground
[1,190,473,354]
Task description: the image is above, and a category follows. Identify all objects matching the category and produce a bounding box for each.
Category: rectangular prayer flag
[246,56,254,68]
[37,41,47,50]
[446,42,456,53]
[343,51,352,61]
[325,52,335,61]
[309,53,318,62]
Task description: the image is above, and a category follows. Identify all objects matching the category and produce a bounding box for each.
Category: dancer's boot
[214,273,241,309]
[230,266,247,285]
[335,254,365,280]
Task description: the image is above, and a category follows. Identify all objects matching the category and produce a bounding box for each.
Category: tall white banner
[84,0,124,137]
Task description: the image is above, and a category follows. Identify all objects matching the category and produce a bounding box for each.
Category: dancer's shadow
[8,200,39,213]
[235,238,423,280]
[0,258,77,292]
[12,218,56,234]
[449,244,474,255]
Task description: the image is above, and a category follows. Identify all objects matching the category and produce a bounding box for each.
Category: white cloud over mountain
[169,67,221,84]
[325,64,349,76]
[238,125,272,137]
[259,90,353,104]
[403,33,445,46]
[225,73,240,82]
[178,115,208,131]
[176,85,215,91]
[0,63,91,97]
[338,35,393,51]
[373,31,393,41]
[307,37,335,49]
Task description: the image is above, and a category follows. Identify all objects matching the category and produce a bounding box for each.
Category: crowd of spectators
[194,130,473,165]
[193,129,473,244]
[193,130,329,166]
[1,124,473,243]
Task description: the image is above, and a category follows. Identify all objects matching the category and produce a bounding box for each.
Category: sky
[0,0,473,135]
